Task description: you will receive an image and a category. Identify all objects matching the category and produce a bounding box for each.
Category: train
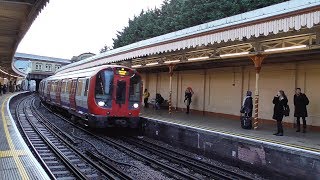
[38,65,143,128]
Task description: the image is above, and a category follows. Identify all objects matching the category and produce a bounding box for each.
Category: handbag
[284,104,290,117]
[240,106,245,113]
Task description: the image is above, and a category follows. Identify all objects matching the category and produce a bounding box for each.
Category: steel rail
[14,96,56,180]
[40,102,200,180]
[23,100,89,180]
[31,98,122,180]
[123,137,253,180]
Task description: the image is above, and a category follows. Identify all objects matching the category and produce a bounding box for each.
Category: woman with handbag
[272,90,289,136]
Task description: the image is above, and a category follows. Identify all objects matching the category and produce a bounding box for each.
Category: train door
[46,81,51,101]
[112,68,130,116]
[51,81,56,103]
[56,80,62,105]
[69,79,77,110]
[75,78,88,114]
[60,80,67,107]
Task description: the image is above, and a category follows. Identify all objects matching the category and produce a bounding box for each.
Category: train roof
[42,65,132,81]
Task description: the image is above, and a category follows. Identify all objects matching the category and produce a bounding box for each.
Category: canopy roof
[0,0,49,77]
[58,0,320,74]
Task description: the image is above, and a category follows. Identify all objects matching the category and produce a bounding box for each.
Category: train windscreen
[95,70,113,107]
[129,74,141,102]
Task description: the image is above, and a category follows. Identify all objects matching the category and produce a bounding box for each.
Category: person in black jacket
[155,93,164,110]
[272,90,288,136]
[294,88,309,133]
[184,87,194,114]
[241,91,253,117]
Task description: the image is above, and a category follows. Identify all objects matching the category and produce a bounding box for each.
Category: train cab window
[95,70,113,107]
[129,75,142,102]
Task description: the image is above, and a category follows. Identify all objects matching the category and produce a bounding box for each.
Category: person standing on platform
[294,88,309,133]
[143,89,150,108]
[241,91,253,117]
[155,93,164,110]
[184,87,194,114]
[3,84,7,94]
[272,90,288,136]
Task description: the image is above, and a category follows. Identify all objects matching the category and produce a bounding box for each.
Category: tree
[107,0,288,49]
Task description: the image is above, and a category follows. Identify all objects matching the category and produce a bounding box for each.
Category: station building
[57,0,320,129]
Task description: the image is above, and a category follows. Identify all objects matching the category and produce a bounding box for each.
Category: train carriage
[39,65,143,128]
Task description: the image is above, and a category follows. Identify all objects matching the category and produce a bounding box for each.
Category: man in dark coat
[241,91,253,117]
[294,88,309,133]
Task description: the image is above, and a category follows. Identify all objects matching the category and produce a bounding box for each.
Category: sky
[17,0,164,60]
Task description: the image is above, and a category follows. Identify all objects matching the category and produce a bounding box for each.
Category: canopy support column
[168,64,175,115]
[250,54,266,129]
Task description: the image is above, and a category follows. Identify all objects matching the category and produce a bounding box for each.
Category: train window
[116,81,126,104]
[67,80,72,93]
[61,81,66,93]
[84,79,89,96]
[129,74,142,102]
[95,70,113,100]
[76,79,83,96]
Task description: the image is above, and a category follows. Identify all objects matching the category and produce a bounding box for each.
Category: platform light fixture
[220,52,250,58]
[131,65,142,68]
[188,56,210,61]
[264,45,307,52]
[164,60,180,64]
[146,62,159,66]
[0,68,20,78]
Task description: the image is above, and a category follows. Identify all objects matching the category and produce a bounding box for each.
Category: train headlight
[98,101,105,107]
[133,103,139,109]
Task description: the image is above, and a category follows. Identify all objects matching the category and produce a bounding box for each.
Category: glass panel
[116,81,126,104]
[84,79,89,96]
[129,74,141,102]
[95,70,113,100]
[76,79,83,96]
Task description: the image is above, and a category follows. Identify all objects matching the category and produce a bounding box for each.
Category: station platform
[0,93,49,180]
[141,108,320,153]
[141,108,320,178]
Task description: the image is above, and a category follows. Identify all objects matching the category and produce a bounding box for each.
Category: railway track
[121,137,252,180]
[40,98,253,180]
[15,95,129,180]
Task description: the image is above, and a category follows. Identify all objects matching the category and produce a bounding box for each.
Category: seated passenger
[155,93,164,110]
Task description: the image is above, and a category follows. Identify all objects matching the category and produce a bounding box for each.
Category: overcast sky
[17,0,164,59]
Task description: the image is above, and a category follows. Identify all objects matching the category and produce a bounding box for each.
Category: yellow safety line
[1,96,30,180]
[144,116,320,153]
[0,150,28,158]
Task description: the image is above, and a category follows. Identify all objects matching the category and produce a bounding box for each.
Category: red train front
[39,65,143,128]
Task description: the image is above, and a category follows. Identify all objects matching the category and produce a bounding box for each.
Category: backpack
[284,104,290,117]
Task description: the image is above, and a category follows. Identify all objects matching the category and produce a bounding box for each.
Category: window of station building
[55,65,61,71]
[46,64,52,71]
[35,63,42,70]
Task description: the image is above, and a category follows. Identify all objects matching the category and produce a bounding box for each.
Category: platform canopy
[57,0,320,74]
[0,0,49,78]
